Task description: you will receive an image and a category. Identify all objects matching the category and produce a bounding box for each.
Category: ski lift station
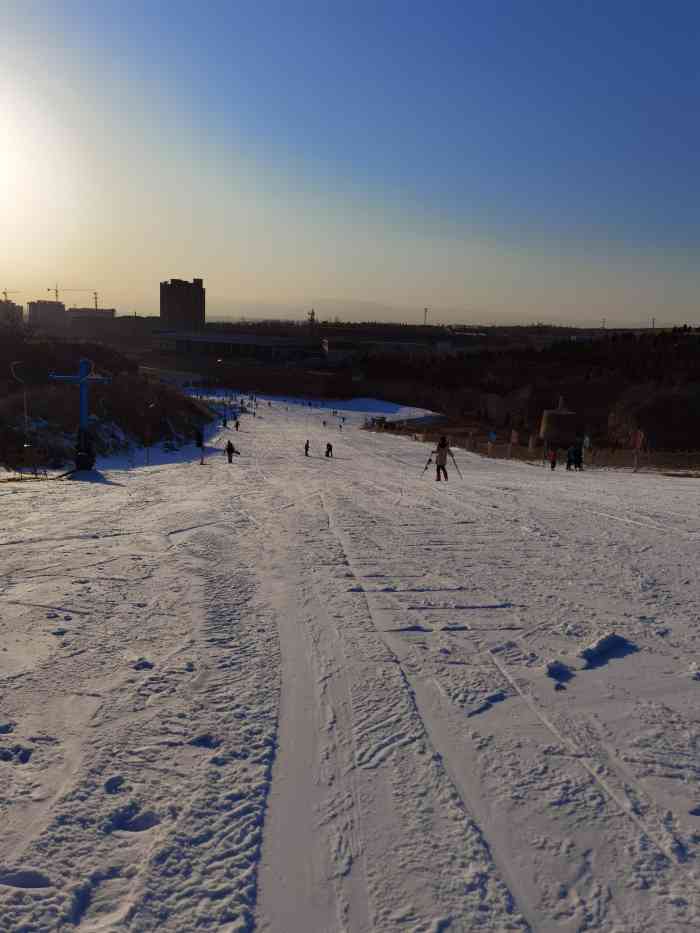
[539,397,579,447]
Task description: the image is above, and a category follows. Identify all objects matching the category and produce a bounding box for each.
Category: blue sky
[2,1,698,323]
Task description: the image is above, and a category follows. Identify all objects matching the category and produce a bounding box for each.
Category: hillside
[1,397,698,931]
[0,334,213,470]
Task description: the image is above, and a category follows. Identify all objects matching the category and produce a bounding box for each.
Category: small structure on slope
[539,396,578,448]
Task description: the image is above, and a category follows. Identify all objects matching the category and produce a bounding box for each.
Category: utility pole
[10,362,29,448]
[424,307,429,326]
[49,359,111,471]
[651,317,655,330]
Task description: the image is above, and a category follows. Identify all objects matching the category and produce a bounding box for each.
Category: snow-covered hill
[1,397,699,932]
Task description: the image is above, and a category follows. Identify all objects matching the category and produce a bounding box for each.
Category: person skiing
[432,436,452,481]
[325,442,333,458]
[548,448,558,470]
[566,446,575,471]
[304,440,310,457]
[225,440,236,464]
[235,420,240,431]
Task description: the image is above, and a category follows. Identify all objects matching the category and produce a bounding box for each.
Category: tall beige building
[160,278,205,330]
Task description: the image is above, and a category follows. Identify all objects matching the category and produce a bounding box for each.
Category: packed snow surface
[1,396,699,932]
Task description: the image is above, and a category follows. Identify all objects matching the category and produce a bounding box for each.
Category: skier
[325,442,333,458]
[548,448,558,471]
[225,440,236,463]
[566,446,575,471]
[235,420,240,431]
[573,444,584,471]
[304,440,310,457]
[322,420,327,427]
[431,436,453,482]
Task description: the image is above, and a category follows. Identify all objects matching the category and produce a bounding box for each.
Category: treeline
[357,330,700,449]
[0,335,210,470]
[0,332,137,396]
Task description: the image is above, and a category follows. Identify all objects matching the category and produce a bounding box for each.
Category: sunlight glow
[0,82,85,246]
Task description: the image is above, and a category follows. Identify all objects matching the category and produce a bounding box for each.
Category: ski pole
[422,456,433,475]
[451,454,463,480]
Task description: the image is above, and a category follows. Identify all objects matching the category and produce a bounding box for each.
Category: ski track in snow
[1,397,699,932]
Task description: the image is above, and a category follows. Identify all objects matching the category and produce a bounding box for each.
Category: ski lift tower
[49,358,111,470]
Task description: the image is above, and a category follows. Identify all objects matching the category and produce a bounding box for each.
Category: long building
[0,299,23,327]
[160,278,205,330]
[67,307,116,336]
[27,300,66,331]
[158,331,317,363]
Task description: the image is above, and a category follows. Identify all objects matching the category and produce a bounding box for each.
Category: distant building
[27,300,67,331]
[158,331,313,363]
[67,307,116,320]
[0,299,23,327]
[160,278,205,330]
[67,307,116,337]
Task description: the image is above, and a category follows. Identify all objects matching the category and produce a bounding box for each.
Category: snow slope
[1,399,699,932]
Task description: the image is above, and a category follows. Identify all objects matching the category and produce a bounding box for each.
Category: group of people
[547,444,584,471]
[304,440,334,458]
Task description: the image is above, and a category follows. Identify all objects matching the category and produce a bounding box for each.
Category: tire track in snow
[340,491,695,867]
[317,490,531,932]
[324,483,700,929]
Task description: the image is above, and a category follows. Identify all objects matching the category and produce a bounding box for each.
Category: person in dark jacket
[235,420,240,431]
[325,442,333,458]
[225,440,238,463]
[548,448,557,470]
[566,446,575,471]
[304,440,310,457]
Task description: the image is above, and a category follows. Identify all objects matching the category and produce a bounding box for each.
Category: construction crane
[47,286,99,308]
[2,290,20,302]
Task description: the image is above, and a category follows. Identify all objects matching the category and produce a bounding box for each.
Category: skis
[54,468,78,480]
[422,453,463,479]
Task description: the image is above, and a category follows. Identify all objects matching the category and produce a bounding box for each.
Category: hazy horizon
[3,2,698,327]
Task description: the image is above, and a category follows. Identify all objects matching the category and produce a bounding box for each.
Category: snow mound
[544,659,574,683]
[578,632,637,668]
